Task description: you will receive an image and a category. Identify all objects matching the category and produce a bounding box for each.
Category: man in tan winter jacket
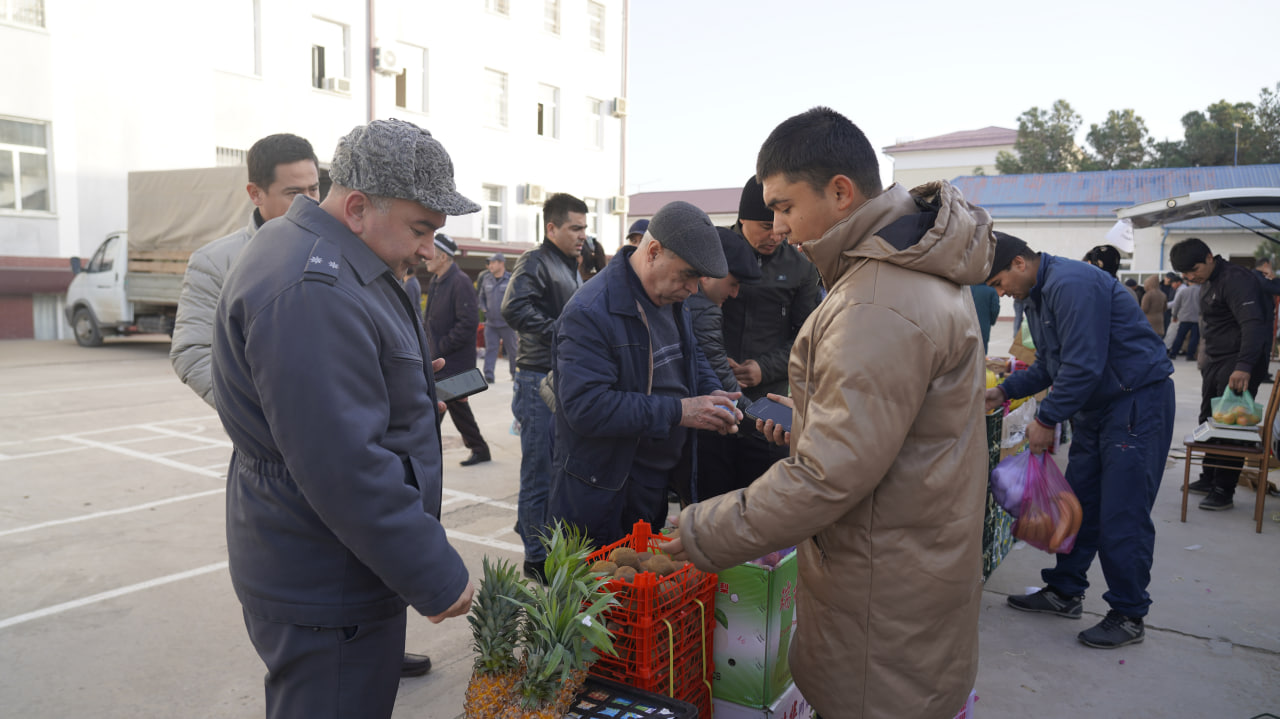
[666,107,994,719]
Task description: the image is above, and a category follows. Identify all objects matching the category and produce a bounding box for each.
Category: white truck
[65,166,253,346]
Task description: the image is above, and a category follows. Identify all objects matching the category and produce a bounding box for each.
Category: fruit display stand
[983,410,1015,581]
[711,549,797,708]
[585,521,716,718]
[566,675,700,718]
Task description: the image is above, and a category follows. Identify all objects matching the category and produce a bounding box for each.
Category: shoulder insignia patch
[303,238,342,285]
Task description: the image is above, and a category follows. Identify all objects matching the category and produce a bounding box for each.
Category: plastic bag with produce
[1004,451,1081,554]
[1210,387,1262,427]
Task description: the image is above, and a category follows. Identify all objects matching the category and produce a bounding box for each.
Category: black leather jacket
[720,229,822,399]
[501,239,582,372]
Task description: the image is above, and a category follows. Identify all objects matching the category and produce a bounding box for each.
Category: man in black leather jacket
[500,192,586,580]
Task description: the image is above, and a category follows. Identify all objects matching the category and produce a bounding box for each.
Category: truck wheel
[73,307,103,347]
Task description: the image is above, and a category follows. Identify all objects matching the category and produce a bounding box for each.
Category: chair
[1181,384,1280,533]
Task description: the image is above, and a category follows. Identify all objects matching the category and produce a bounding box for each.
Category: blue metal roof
[950,165,1280,230]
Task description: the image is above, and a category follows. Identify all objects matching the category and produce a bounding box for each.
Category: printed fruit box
[712,548,797,708]
[713,679,810,719]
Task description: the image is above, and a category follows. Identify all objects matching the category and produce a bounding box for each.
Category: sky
[624,0,1280,194]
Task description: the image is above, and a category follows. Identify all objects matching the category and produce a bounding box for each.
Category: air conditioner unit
[610,195,629,215]
[322,77,351,94]
[373,46,402,75]
[611,96,628,118]
[521,183,546,205]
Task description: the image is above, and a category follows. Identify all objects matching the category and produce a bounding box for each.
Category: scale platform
[1190,421,1261,445]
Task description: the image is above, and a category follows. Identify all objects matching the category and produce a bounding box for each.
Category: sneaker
[1078,610,1144,648]
[1198,487,1234,511]
[1186,476,1214,495]
[1007,586,1083,618]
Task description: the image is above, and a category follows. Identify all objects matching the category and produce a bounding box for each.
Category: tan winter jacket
[678,182,994,719]
[170,213,260,407]
[1141,274,1167,336]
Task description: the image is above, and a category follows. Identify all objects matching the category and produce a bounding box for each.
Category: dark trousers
[482,323,518,381]
[1198,355,1268,493]
[1168,321,1200,359]
[242,608,406,719]
[445,397,489,454]
[1042,379,1175,618]
[549,474,668,548]
[689,431,788,503]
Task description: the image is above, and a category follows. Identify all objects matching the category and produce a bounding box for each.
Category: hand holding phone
[435,367,489,403]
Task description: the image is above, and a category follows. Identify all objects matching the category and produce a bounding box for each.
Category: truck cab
[65,231,130,346]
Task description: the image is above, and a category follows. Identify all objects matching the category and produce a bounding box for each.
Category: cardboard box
[713,679,810,719]
[712,549,798,708]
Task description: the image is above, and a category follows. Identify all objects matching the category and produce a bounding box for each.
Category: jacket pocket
[564,453,627,492]
[384,349,427,421]
[408,455,442,517]
[811,531,828,564]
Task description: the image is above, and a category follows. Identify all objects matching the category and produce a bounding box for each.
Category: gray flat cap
[330,119,480,216]
[649,201,727,278]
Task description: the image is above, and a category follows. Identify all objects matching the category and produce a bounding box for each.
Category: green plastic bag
[1211,387,1262,426]
[1021,322,1036,350]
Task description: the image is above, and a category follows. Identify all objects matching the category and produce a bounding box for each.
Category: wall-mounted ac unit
[322,77,351,94]
[373,46,402,75]
[611,96,628,118]
[610,195,629,215]
[521,183,546,205]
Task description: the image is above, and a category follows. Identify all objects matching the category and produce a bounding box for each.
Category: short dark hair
[1083,244,1122,277]
[1257,256,1273,267]
[247,134,319,189]
[755,106,882,198]
[1169,238,1212,273]
[543,192,588,227]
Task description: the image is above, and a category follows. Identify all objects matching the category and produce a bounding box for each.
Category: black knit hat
[716,227,761,284]
[985,231,1030,282]
[649,201,727,278]
[737,175,772,223]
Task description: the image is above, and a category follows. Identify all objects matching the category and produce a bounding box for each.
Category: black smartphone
[742,396,793,433]
[434,368,489,403]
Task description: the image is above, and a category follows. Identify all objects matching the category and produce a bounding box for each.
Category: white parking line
[0,379,175,399]
[440,488,519,512]
[0,415,221,447]
[0,488,227,538]
[0,561,229,630]
[60,436,225,478]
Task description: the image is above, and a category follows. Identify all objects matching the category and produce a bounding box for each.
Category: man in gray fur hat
[212,119,476,719]
[546,201,743,546]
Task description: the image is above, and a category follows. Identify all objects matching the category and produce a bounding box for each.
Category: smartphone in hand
[742,396,793,434]
[435,367,489,403]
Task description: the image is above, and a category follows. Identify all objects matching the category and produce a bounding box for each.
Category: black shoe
[1187,477,1214,495]
[484,374,495,383]
[1198,487,1234,511]
[1262,374,1274,384]
[1078,611,1144,648]
[523,559,547,585]
[1007,586,1083,618]
[400,653,432,677]
[460,450,491,466]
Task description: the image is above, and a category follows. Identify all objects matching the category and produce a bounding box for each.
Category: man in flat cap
[212,119,476,719]
[476,252,516,384]
[985,231,1174,650]
[547,200,743,546]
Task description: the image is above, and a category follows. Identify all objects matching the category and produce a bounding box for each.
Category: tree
[1180,101,1256,166]
[996,99,1083,174]
[1080,109,1150,170]
[1255,82,1280,163]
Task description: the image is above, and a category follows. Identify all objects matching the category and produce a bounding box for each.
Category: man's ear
[247,183,265,208]
[344,191,371,234]
[828,174,862,212]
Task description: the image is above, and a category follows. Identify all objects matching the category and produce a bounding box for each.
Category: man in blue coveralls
[984,232,1175,649]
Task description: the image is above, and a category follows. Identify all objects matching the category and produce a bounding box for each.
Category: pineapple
[463,557,524,719]
[509,522,618,718]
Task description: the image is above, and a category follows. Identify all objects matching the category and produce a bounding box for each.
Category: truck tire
[73,307,104,347]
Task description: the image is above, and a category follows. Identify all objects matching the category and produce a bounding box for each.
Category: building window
[0,117,51,212]
[587,2,605,51]
[395,44,429,114]
[587,98,604,149]
[217,0,261,75]
[485,0,508,15]
[544,0,560,34]
[584,197,600,237]
[482,185,505,243]
[1,0,45,28]
[216,147,247,166]
[484,69,508,129]
[311,16,350,89]
[537,84,559,139]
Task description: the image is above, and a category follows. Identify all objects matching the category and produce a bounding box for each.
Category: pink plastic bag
[998,451,1082,554]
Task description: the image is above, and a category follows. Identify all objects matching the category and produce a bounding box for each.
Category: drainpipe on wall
[366,0,376,122]
[1158,227,1169,270]
[619,0,629,251]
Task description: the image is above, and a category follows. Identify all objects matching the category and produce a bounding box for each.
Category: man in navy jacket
[985,232,1174,650]
[213,120,475,718]
[548,201,742,546]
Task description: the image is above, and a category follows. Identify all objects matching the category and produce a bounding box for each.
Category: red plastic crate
[586,521,716,717]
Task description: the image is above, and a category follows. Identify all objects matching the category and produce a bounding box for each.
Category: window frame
[481,184,505,243]
[395,43,430,115]
[0,116,53,214]
[537,83,560,139]
[587,1,605,52]
[544,0,560,35]
[484,68,509,129]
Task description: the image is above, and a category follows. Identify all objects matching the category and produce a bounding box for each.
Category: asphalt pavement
[1,321,1277,718]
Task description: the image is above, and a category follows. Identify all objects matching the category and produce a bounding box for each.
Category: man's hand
[728,358,763,388]
[984,386,1007,413]
[659,515,689,561]
[432,358,448,414]
[755,393,794,448]
[1027,418,1055,455]
[680,395,741,434]
[1228,369,1251,393]
[427,580,475,624]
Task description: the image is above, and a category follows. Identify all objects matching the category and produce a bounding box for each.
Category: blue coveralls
[1001,255,1175,618]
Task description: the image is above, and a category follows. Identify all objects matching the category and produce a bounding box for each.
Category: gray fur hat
[330,119,480,216]
[648,201,727,278]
